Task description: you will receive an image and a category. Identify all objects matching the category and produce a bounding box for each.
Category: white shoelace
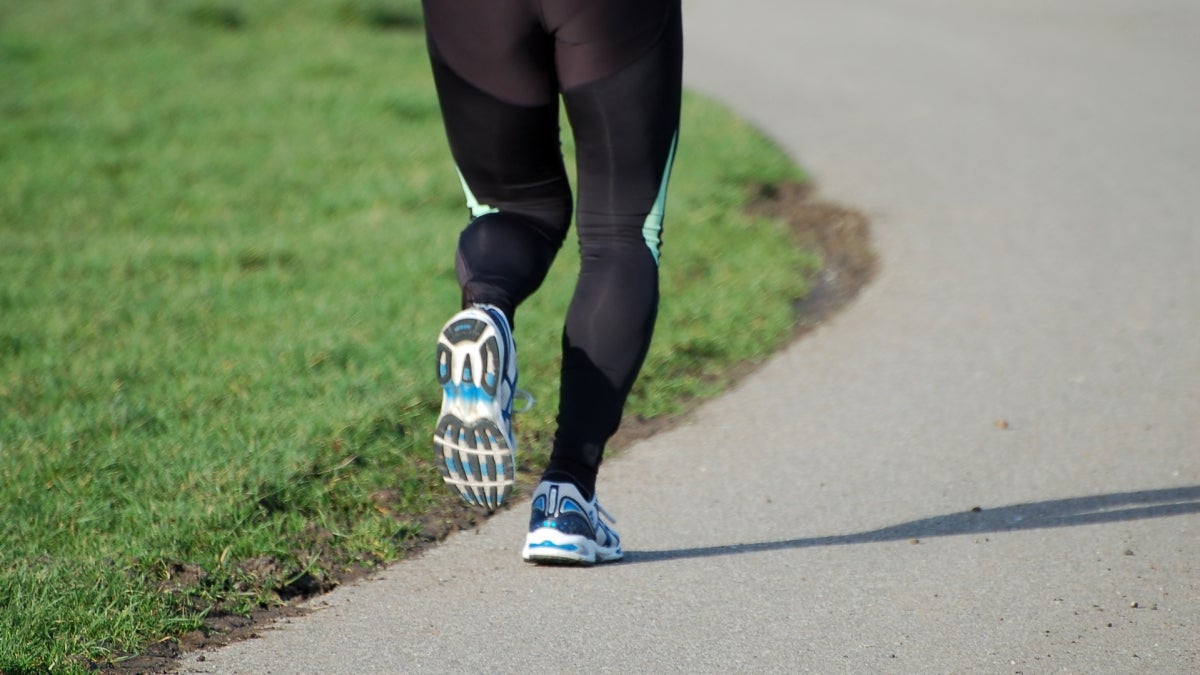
[595,501,617,525]
[512,388,535,413]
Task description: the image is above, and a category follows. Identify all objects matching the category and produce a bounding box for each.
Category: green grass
[0,0,816,670]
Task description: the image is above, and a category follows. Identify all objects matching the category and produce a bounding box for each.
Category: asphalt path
[181,0,1200,671]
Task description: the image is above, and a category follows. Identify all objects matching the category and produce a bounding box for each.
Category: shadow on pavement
[623,485,1200,565]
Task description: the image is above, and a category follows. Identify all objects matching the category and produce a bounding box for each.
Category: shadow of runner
[622,485,1200,565]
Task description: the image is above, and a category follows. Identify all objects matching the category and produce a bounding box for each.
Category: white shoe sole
[434,309,514,510]
[522,528,623,566]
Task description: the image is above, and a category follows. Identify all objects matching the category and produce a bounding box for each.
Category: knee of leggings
[455,211,566,314]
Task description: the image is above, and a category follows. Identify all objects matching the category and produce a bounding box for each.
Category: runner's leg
[542,0,684,498]
[423,0,572,322]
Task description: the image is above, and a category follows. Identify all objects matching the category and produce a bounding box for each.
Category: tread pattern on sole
[434,314,514,510]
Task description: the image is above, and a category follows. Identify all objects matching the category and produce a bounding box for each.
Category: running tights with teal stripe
[422,0,683,499]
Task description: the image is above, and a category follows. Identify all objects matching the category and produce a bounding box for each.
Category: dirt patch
[752,181,877,335]
[107,606,307,675]
[105,180,874,674]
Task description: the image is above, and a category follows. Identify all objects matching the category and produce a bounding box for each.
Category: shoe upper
[528,481,620,549]
[476,304,518,426]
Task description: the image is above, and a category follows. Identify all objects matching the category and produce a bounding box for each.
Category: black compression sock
[540,461,597,502]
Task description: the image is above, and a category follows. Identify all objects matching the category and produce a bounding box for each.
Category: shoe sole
[434,313,514,510]
[522,528,623,566]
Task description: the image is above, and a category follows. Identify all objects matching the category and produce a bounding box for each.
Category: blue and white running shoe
[434,304,525,510]
[522,480,622,565]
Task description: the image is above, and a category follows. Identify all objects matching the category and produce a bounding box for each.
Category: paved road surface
[181,0,1200,671]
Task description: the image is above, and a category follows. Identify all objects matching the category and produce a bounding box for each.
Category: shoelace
[512,388,535,413]
[595,501,617,526]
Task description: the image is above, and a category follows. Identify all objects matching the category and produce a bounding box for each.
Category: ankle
[540,468,596,502]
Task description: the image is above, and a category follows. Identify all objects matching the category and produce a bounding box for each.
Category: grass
[0,0,817,671]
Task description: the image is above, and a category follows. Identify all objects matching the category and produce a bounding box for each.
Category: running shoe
[434,304,522,510]
[522,480,623,565]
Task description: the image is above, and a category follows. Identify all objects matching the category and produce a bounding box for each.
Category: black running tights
[422,0,683,497]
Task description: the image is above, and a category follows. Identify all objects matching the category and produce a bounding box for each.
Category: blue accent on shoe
[524,480,621,564]
[528,540,579,552]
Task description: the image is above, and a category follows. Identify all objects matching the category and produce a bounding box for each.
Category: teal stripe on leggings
[641,131,678,265]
